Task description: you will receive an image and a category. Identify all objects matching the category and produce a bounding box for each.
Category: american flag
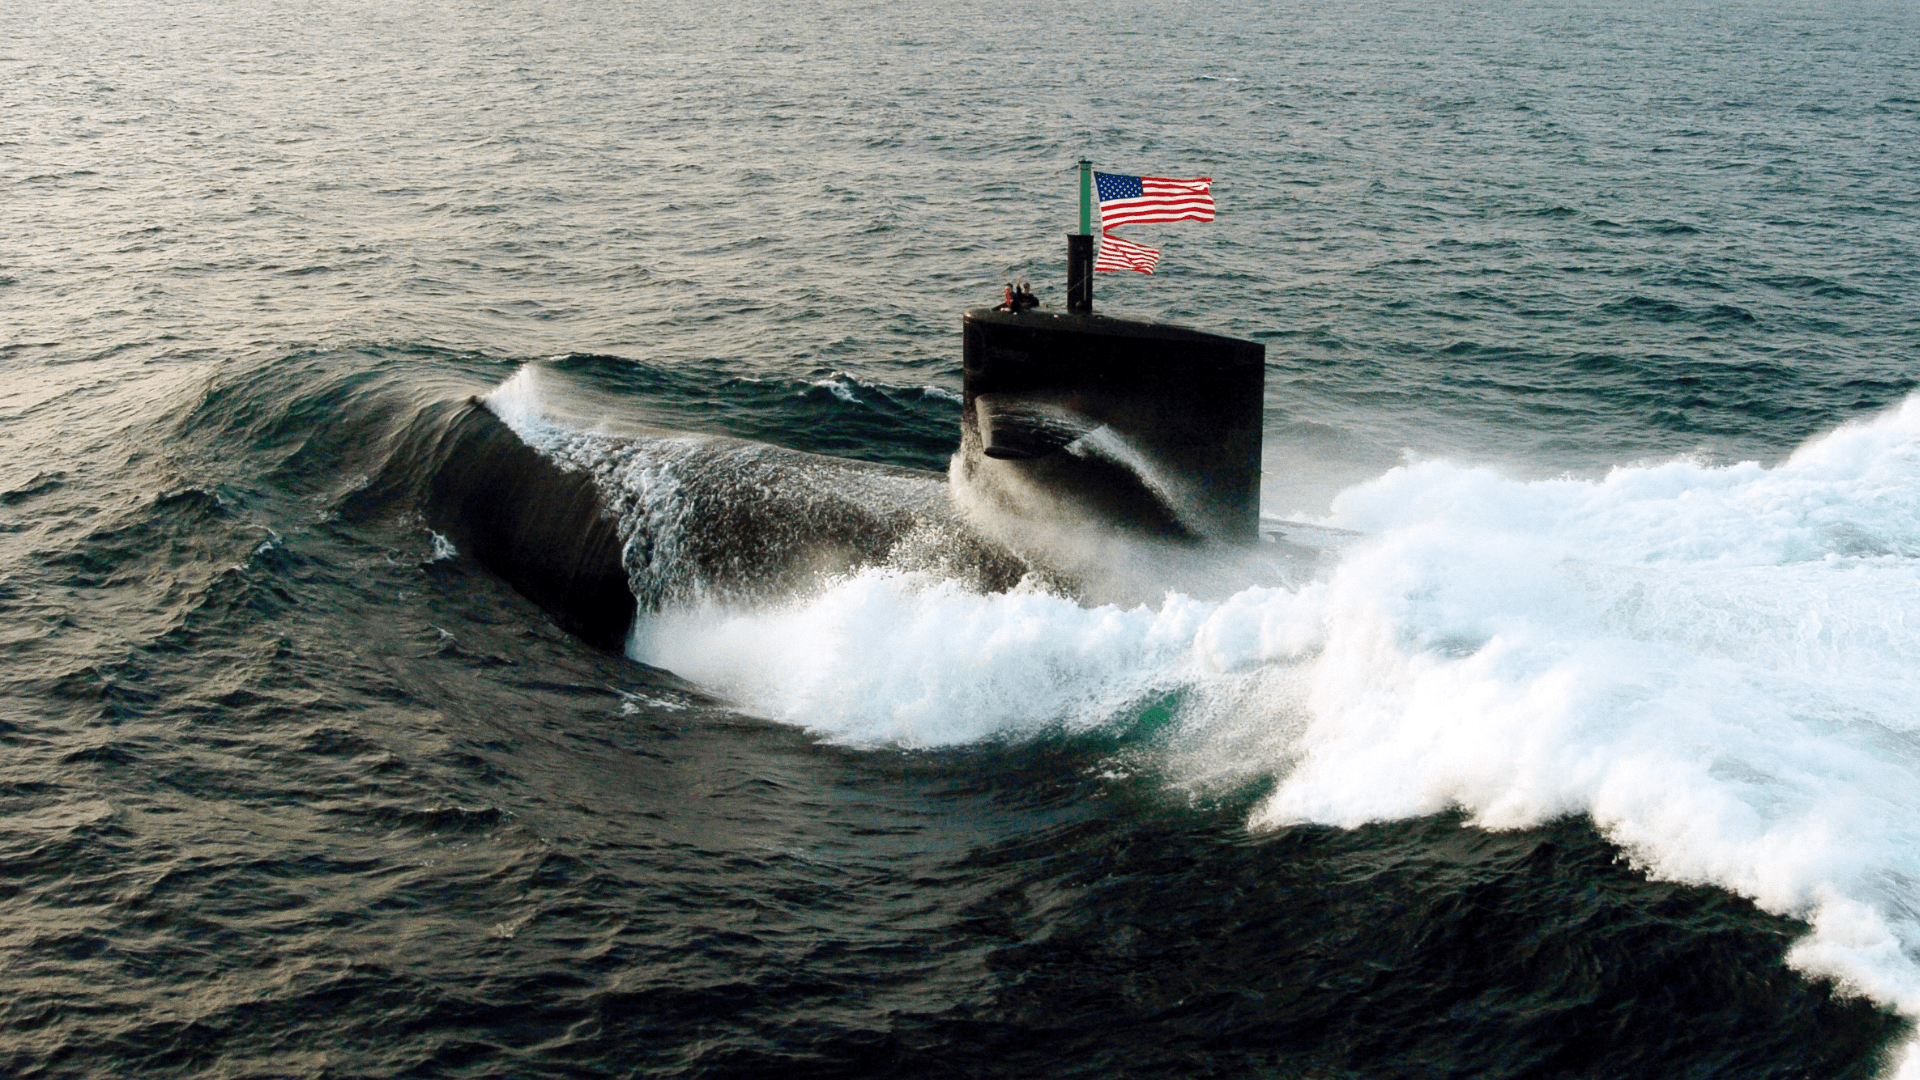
[1094,231,1160,274]
[1094,172,1215,230]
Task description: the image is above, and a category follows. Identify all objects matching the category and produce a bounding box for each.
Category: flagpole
[1068,159,1094,314]
[1079,159,1092,236]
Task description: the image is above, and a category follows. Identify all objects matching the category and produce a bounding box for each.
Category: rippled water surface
[5,1,1920,1076]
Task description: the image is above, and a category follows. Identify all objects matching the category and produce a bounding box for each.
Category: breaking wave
[608,392,1920,1071]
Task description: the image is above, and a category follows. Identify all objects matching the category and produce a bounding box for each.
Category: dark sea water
[6,0,1920,1076]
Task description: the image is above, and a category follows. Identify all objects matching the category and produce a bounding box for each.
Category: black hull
[391,308,1266,651]
[958,308,1266,545]
[418,404,1028,650]
[426,404,638,651]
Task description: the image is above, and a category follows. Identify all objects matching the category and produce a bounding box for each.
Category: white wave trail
[627,396,1920,1068]
[631,573,1322,747]
[1254,398,1920,1072]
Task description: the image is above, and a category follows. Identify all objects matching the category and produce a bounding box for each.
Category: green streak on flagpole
[1078,159,1092,235]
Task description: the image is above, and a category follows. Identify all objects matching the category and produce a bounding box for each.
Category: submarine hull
[418,403,1029,649]
[396,307,1266,651]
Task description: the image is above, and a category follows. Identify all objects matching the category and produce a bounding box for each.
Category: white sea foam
[483,364,554,442]
[808,372,862,403]
[425,531,458,563]
[618,394,1920,1068]
[630,573,1277,746]
[484,362,657,470]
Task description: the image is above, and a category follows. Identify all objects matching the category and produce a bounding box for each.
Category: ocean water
[6,0,1920,1076]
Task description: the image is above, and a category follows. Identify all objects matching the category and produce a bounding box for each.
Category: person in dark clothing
[1014,281,1039,310]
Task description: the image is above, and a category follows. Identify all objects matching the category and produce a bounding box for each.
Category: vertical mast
[1067,159,1094,314]
[1079,159,1093,235]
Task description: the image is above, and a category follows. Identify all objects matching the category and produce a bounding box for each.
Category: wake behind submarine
[422,230,1267,652]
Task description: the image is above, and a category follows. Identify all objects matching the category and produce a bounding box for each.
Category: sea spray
[626,396,1920,1071]
[1254,397,1920,1073]
[629,572,1296,747]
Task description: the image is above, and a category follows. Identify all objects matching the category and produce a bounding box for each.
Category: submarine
[416,228,1267,652]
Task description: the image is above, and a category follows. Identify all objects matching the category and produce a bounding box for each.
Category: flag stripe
[1100,205,1215,229]
[1094,232,1159,274]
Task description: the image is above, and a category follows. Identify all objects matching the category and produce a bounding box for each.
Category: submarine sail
[957,305,1265,545]
[957,158,1263,546]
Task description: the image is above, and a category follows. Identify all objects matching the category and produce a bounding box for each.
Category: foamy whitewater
[491,372,1920,1073]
